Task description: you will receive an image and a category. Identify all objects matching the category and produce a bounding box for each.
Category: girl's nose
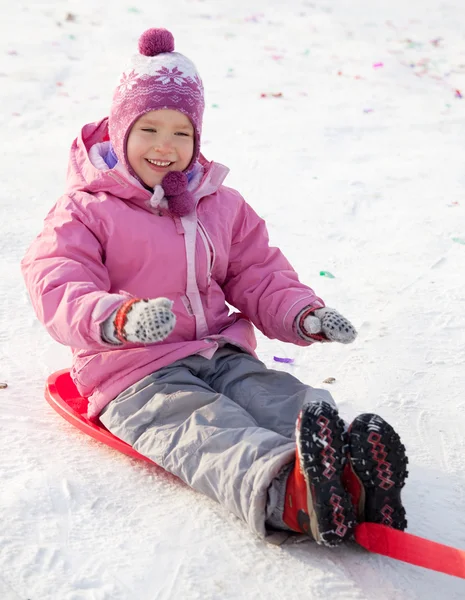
[154,137,172,152]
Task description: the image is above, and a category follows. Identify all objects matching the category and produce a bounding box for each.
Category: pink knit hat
[109,28,204,178]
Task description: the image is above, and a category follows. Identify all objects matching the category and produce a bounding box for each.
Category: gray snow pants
[99,345,336,539]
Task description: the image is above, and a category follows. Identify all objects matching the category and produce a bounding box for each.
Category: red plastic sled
[44,369,155,465]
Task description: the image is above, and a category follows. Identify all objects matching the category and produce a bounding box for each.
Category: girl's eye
[142,128,156,133]
[175,132,190,137]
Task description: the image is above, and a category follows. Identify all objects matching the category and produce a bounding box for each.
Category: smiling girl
[22,28,408,547]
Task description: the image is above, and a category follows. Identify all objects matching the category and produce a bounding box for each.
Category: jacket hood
[65,117,229,204]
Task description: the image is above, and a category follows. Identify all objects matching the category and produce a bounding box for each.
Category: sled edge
[45,370,155,465]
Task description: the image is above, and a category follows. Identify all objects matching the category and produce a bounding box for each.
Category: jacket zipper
[198,220,215,304]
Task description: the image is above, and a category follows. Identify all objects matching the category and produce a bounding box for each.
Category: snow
[1,0,465,598]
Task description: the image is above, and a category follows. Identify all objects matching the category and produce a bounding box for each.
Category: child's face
[126,109,195,187]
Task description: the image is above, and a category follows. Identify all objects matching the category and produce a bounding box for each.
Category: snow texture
[1,0,465,598]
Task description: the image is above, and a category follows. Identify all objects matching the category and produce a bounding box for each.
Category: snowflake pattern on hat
[129,52,200,81]
[155,66,188,85]
[117,70,139,94]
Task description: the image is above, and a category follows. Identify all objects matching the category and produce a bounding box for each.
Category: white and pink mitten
[297,307,357,344]
[102,298,176,345]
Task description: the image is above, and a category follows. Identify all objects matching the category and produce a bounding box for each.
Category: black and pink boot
[343,414,408,531]
[282,401,356,546]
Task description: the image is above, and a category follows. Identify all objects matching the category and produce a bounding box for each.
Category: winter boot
[282,401,356,546]
[343,413,408,531]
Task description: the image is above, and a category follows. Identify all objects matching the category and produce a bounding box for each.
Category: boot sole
[297,401,356,546]
[348,413,408,530]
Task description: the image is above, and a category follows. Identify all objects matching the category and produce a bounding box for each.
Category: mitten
[102,298,176,344]
[297,307,357,344]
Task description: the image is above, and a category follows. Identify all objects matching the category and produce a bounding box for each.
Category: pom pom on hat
[162,171,195,216]
[162,171,187,195]
[168,191,195,217]
[138,28,175,56]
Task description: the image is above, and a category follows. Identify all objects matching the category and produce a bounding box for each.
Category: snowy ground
[1,0,465,598]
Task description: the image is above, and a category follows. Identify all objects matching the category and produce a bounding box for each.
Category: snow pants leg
[99,346,337,538]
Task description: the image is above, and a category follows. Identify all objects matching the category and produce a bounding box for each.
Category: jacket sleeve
[222,193,325,344]
[21,195,128,350]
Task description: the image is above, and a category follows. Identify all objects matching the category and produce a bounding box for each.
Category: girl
[21,28,408,546]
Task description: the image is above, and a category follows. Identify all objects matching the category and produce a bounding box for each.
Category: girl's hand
[103,298,176,344]
[299,307,357,344]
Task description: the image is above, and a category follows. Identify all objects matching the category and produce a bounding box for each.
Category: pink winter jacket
[21,118,324,419]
